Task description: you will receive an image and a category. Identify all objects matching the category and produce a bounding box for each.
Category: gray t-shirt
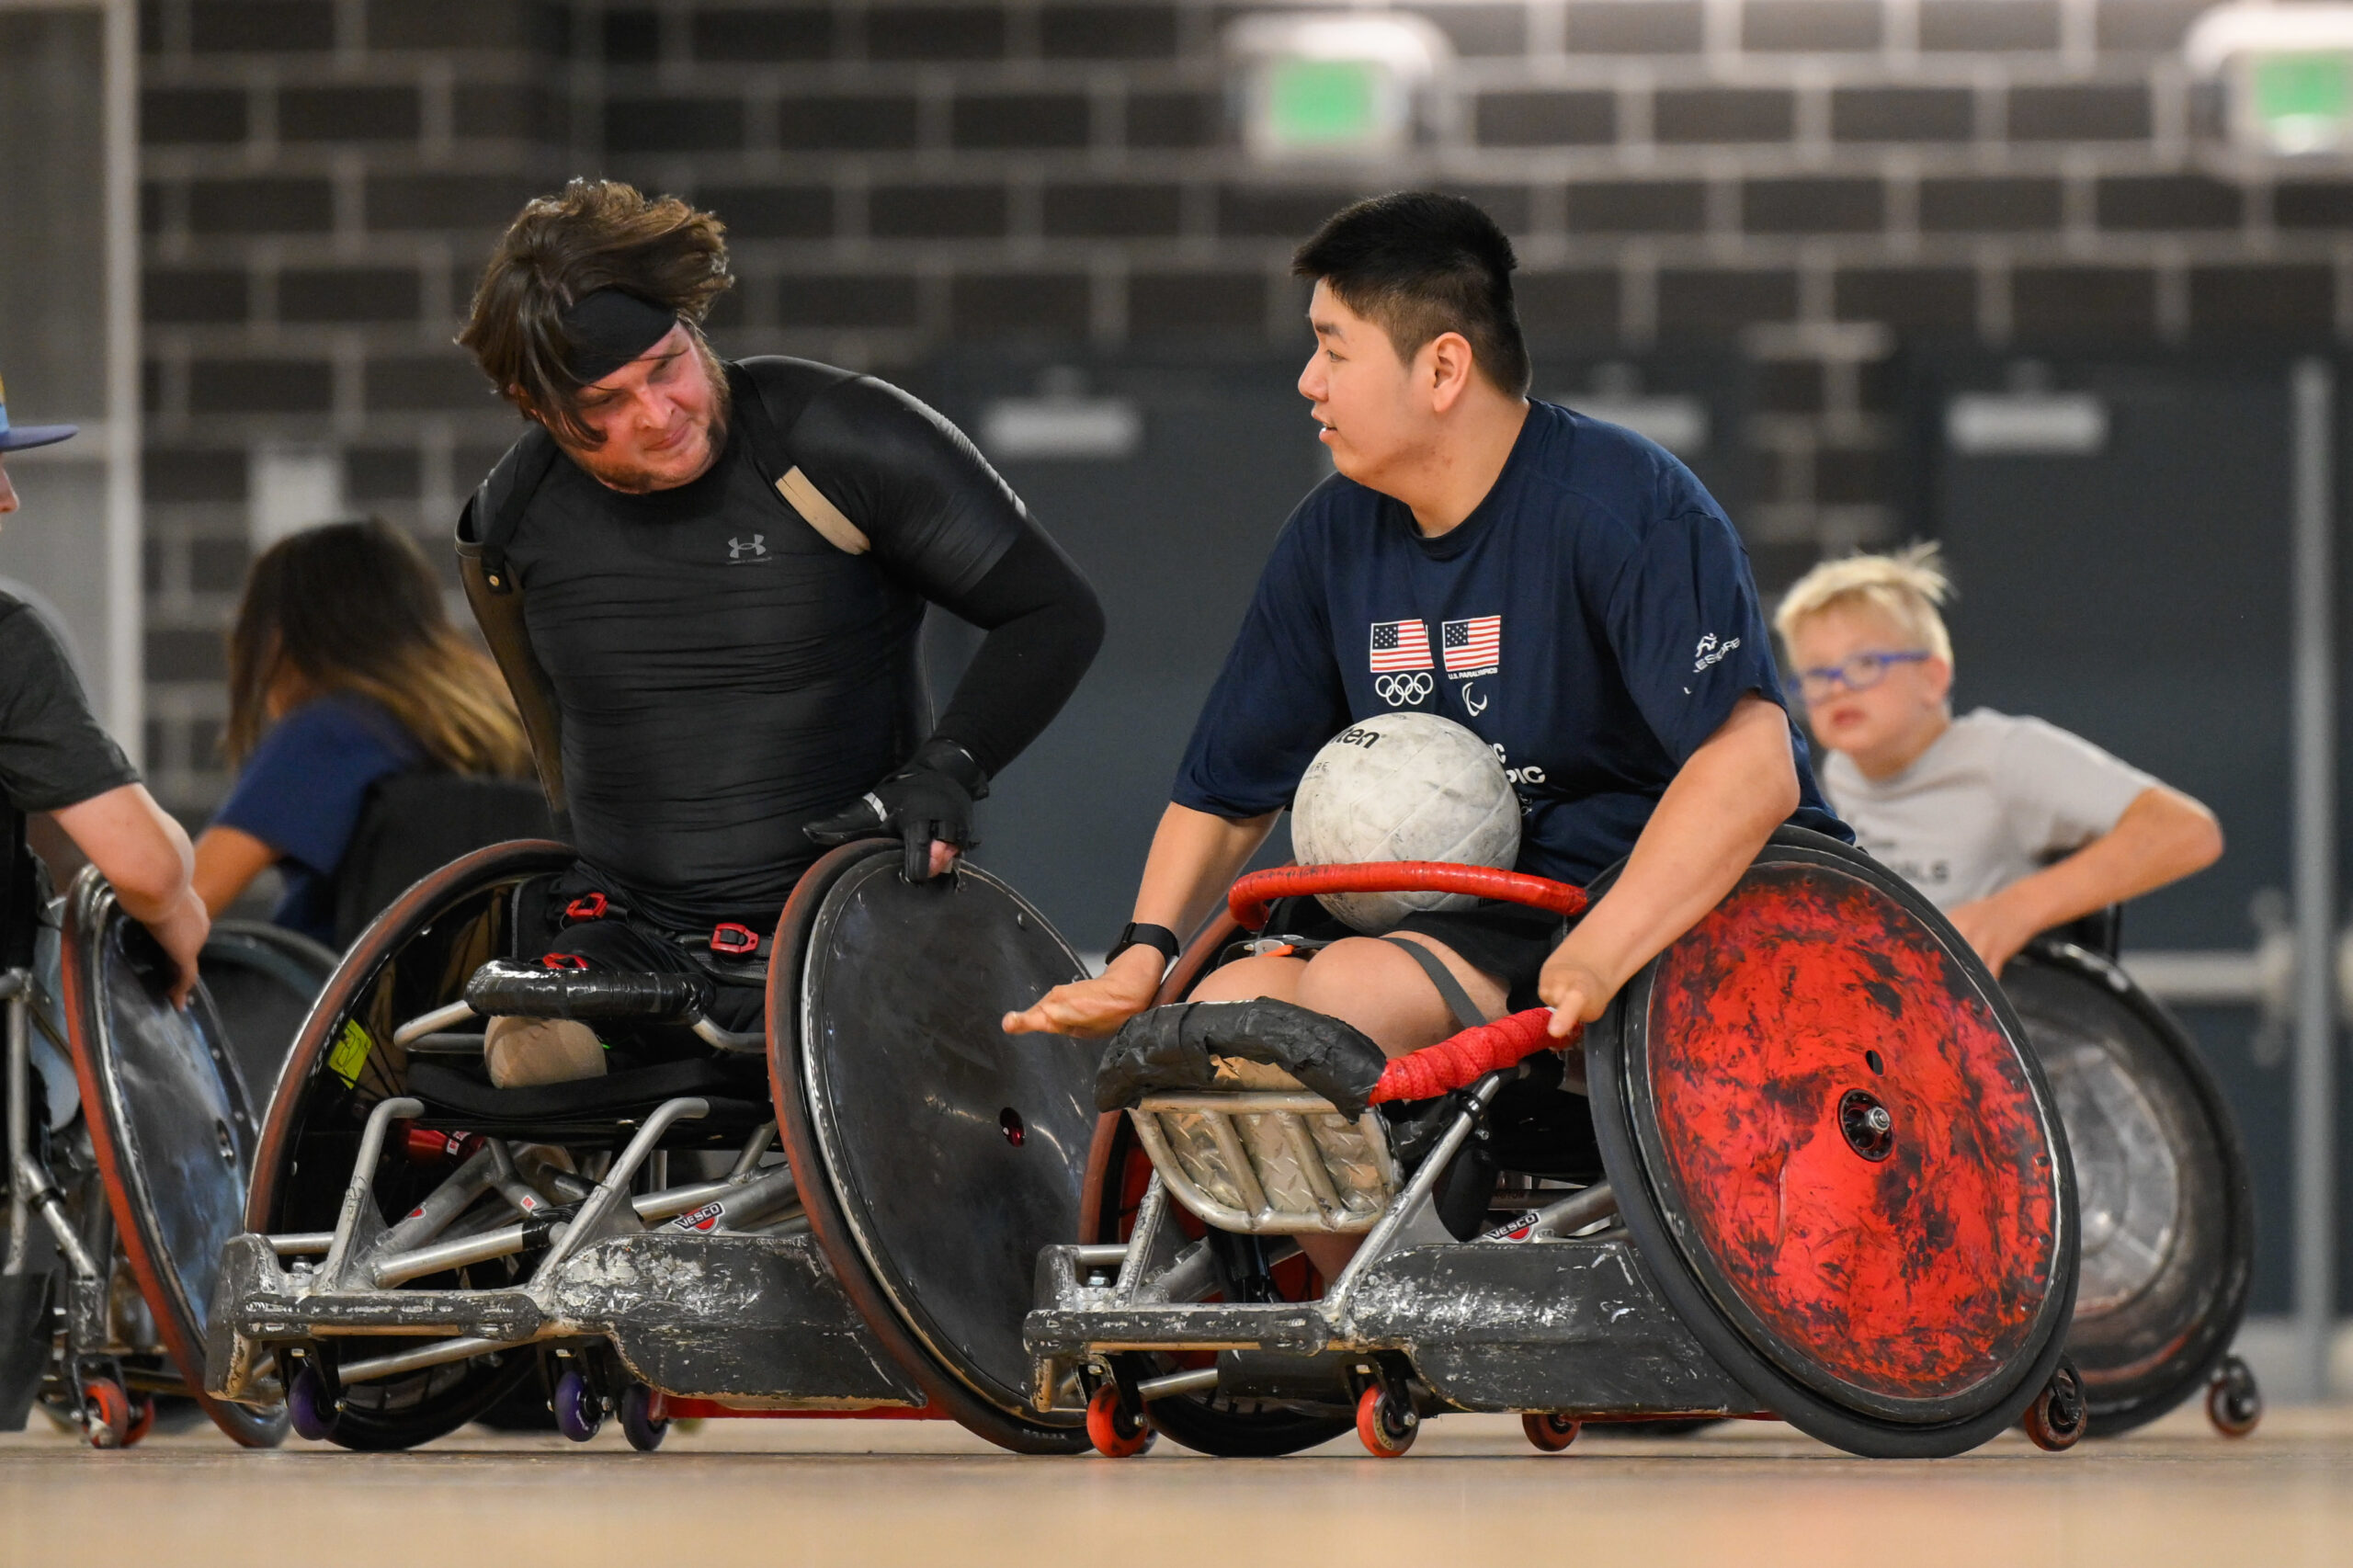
[1821,708,2155,910]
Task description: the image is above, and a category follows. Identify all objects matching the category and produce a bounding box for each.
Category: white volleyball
[1290,712,1521,933]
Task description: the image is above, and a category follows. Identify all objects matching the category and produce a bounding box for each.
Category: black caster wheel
[2023,1359,2087,1452]
[2207,1356,2262,1438]
[619,1384,669,1453]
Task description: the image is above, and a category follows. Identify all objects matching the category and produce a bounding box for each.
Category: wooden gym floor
[2,1399,2349,1566]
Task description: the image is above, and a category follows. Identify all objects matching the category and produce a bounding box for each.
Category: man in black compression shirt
[456,180,1103,1085]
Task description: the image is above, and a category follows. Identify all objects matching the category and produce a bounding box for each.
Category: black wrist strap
[1106,921,1181,971]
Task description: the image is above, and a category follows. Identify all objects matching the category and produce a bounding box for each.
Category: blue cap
[0,375,77,453]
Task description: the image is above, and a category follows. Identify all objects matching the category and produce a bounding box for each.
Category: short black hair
[1292,192,1529,397]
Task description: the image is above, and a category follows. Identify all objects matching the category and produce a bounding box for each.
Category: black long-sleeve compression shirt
[489,358,1102,930]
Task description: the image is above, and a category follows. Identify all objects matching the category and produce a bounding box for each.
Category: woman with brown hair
[192,518,532,944]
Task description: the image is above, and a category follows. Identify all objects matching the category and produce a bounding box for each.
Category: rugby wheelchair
[1029,828,2096,1460]
[2006,911,2258,1437]
[205,836,1103,1452]
[0,811,288,1449]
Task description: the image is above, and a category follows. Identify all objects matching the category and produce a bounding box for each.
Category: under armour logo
[728,534,767,560]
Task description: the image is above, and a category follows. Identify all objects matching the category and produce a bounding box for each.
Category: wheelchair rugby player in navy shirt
[1008,193,1844,1078]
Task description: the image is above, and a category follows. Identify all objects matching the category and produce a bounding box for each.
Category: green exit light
[1267,58,1384,146]
[2250,50,2353,153]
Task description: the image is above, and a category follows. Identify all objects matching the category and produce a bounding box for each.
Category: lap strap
[1381,937,1492,1033]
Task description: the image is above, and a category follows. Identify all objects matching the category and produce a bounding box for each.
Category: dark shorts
[1262,895,1568,1015]
[518,867,769,1065]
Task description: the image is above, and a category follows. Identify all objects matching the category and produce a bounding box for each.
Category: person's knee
[1188,953,1306,1006]
[1294,938,1452,1056]
[484,1015,607,1087]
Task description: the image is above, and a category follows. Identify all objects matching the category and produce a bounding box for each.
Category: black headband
[561,289,680,384]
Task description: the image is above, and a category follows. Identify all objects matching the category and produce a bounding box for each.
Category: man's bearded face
[558,323,727,494]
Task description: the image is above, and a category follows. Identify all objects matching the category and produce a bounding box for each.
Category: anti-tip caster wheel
[2022,1360,2087,1452]
[288,1365,337,1443]
[1355,1384,1417,1459]
[2207,1356,2262,1438]
[81,1379,131,1450]
[1522,1412,1580,1452]
[552,1368,604,1443]
[619,1384,669,1453]
[1085,1382,1154,1459]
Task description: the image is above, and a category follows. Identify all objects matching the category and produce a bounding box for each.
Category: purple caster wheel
[619,1384,668,1453]
[289,1365,337,1443]
[552,1369,604,1443]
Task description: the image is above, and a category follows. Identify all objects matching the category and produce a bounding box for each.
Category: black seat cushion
[404,1054,772,1140]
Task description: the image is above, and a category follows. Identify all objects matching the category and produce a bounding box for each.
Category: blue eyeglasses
[1797,650,1931,701]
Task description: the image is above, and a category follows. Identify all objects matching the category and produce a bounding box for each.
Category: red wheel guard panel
[1643,863,2059,1405]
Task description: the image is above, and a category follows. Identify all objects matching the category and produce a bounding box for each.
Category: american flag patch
[1443,616,1501,674]
[1369,619,1433,672]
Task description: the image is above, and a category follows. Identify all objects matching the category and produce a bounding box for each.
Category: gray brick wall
[137,0,2353,811]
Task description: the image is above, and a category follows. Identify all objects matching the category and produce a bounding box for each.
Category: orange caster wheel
[123,1392,156,1448]
[1355,1384,1417,1458]
[1522,1412,1580,1452]
[1086,1383,1154,1459]
[2022,1361,2086,1452]
[81,1379,131,1450]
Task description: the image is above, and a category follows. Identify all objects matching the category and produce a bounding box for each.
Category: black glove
[805,737,990,883]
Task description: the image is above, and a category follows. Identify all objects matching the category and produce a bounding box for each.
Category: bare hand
[1004,947,1165,1039]
[1538,948,1615,1040]
[928,839,959,878]
[147,886,210,1008]
[1947,896,2032,977]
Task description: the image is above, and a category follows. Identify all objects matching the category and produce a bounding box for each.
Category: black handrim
[319,1348,541,1451]
[1139,1387,1351,1457]
[1587,827,2080,1459]
[2007,944,2253,1436]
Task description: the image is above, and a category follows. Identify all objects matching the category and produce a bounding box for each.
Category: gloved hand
[805,737,989,883]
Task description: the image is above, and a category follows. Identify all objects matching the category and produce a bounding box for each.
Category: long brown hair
[223,518,533,778]
[458,178,734,447]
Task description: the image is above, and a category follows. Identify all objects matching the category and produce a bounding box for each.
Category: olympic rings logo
[1375,672,1433,707]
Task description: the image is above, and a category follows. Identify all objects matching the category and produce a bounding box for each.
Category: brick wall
[136,0,2352,812]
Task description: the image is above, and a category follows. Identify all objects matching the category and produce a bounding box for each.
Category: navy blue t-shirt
[212,694,421,943]
[1175,401,1846,887]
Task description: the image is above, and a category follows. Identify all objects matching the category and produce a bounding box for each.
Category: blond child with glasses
[1774,543,2222,974]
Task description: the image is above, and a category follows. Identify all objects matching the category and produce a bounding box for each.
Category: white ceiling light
[2187,5,2353,159]
[1224,12,1451,164]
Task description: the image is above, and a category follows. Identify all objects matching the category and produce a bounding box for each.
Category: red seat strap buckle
[710,923,760,956]
[542,952,590,971]
[563,892,609,923]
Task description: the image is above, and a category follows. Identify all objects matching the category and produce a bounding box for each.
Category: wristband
[1105,921,1181,972]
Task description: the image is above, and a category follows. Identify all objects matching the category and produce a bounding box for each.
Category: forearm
[1992,787,2224,934]
[1005,801,1278,1033]
[1555,696,1798,994]
[192,824,278,918]
[927,528,1106,778]
[51,783,194,923]
[1131,802,1281,938]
